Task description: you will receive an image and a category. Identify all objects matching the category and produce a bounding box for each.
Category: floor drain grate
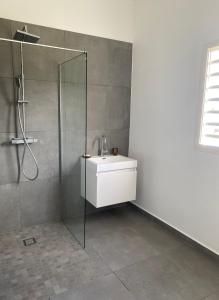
[23,237,36,246]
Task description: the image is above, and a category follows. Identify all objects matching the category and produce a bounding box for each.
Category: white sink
[81,155,137,208]
[87,155,137,172]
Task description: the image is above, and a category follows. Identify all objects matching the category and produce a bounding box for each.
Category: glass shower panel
[59,53,87,248]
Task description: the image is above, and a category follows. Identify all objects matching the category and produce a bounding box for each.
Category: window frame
[198,43,219,154]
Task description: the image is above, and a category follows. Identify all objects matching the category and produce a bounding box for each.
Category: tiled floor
[0,206,219,300]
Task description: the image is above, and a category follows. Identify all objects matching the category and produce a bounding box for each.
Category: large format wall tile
[0,133,19,185]
[0,78,16,133]
[0,17,132,229]
[86,130,103,155]
[0,39,13,78]
[87,128,129,156]
[17,130,59,182]
[64,31,132,87]
[87,85,108,130]
[87,85,130,131]
[0,19,13,78]
[0,131,59,184]
[0,183,20,232]
[108,128,129,155]
[16,45,65,81]
[106,86,130,130]
[24,80,59,131]
[61,82,86,130]
[61,172,82,219]
[107,40,132,88]
[19,176,60,226]
[64,32,110,86]
[61,129,86,177]
[60,53,87,85]
[0,18,11,38]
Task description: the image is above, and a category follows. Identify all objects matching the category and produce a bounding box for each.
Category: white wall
[130,0,219,254]
[0,0,134,42]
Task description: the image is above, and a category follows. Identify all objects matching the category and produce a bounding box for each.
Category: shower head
[13,26,40,43]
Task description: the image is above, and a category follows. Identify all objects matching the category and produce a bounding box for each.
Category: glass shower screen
[59,53,87,248]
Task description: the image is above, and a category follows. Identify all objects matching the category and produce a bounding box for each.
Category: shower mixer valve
[10,137,38,145]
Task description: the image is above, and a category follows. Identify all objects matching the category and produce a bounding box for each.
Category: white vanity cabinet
[81,155,137,208]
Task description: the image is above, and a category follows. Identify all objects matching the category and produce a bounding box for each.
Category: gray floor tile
[0,223,110,300]
[50,274,135,300]
[116,254,180,288]
[130,216,184,253]
[165,244,219,298]
[86,225,159,271]
[134,273,200,300]
[116,254,200,300]
[1,206,218,300]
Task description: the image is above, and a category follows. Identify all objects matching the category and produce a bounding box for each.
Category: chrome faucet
[100,135,109,157]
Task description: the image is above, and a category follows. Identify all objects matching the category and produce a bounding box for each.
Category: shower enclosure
[0,36,87,247]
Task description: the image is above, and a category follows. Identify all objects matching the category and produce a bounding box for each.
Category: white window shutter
[200,46,219,147]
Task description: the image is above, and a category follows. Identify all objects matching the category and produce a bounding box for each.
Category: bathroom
[0,1,219,300]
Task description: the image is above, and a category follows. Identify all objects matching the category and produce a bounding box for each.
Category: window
[200,46,219,148]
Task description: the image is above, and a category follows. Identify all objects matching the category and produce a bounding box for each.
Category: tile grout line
[84,242,137,298]
[112,270,136,297]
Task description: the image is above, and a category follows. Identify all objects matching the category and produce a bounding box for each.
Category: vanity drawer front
[96,168,137,208]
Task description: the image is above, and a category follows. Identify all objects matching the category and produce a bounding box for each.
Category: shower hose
[17,43,39,181]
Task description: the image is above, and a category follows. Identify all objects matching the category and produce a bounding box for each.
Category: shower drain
[23,237,36,246]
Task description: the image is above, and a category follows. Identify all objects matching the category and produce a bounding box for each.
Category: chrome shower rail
[0,37,87,54]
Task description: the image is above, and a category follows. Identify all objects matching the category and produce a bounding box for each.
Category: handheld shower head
[13,25,40,43]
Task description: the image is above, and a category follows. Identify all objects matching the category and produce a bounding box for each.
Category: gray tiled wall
[0,18,132,231]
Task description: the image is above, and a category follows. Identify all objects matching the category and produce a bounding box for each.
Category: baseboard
[130,202,219,258]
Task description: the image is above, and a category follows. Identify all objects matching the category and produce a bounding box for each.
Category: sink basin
[81,155,137,208]
[87,155,137,172]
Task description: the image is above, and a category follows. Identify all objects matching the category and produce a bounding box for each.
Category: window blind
[200,46,219,148]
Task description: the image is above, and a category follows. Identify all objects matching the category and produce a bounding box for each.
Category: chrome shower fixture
[13,25,40,43]
[10,31,40,182]
[12,72,39,181]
